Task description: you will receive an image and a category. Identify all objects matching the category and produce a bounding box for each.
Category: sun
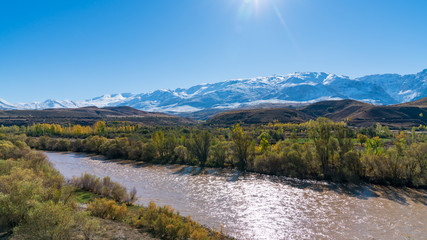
[236,0,265,19]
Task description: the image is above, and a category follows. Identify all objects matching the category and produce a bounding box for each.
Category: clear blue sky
[1,0,426,103]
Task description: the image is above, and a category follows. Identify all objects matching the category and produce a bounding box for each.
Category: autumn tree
[94,121,107,135]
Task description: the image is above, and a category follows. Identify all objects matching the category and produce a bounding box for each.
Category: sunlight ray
[271,2,300,52]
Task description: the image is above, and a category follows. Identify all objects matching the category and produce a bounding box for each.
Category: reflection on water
[46,152,427,240]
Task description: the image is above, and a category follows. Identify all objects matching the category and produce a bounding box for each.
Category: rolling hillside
[207,98,427,128]
[0,106,194,126]
[208,108,311,125]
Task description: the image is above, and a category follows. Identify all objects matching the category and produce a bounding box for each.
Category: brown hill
[348,106,427,128]
[207,99,427,128]
[395,97,427,108]
[207,108,311,125]
[0,106,194,126]
[299,99,372,121]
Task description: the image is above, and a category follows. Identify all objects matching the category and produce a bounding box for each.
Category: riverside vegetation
[0,138,229,239]
[1,118,426,188]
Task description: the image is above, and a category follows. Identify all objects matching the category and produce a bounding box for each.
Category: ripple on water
[46,152,427,240]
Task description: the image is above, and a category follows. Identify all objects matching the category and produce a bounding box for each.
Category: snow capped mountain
[78,93,134,108]
[113,72,398,112]
[1,69,426,113]
[358,69,427,103]
[15,99,79,110]
[0,98,16,110]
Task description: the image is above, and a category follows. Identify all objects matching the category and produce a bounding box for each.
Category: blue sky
[1,0,426,102]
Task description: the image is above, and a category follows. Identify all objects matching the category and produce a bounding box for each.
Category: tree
[164,135,178,161]
[210,140,230,168]
[290,128,298,143]
[335,125,354,161]
[231,124,252,171]
[334,124,355,178]
[94,121,107,135]
[152,130,166,160]
[367,137,384,155]
[309,118,336,177]
[187,131,212,167]
[357,133,368,147]
[258,132,270,153]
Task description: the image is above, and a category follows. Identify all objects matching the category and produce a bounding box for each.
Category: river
[45,151,427,240]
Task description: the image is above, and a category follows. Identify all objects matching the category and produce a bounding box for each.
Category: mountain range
[2,69,427,115]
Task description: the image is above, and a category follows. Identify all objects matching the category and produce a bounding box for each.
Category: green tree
[231,124,252,171]
[357,133,368,147]
[309,118,336,176]
[187,131,212,167]
[367,137,384,155]
[210,140,230,168]
[258,132,270,153]
[335,124,354,173]
[290,128,298,143]
[152,130,166,160]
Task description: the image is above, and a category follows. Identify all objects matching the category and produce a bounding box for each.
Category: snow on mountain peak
[1,69,426,112]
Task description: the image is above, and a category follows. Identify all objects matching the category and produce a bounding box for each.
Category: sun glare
[237,0,264,19]
[235,0,297,48]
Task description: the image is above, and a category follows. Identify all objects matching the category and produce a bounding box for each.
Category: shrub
[174,145,189,164]
[70,139,85,152]
[72,173,102,193]
[110,182,128,202]
[22,150,51,170]
[209,141,231,168]
[87,198,127,220]
[73,211,100,240]
[53,139,70,151]
[71,173,136,203]
[140,142,156,162]
[131,201,223,240]
[13,201,74,240]
[128,187,137,205]
[0,140,15,159]
[0,168,46,228]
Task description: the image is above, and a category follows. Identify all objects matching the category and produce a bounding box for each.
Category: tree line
[1,118,426,187]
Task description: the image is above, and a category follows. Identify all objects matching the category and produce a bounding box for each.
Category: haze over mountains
[1,69,427,113]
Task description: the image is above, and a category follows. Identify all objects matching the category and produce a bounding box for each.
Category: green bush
[0,168,46,228]
[14,201,74,240]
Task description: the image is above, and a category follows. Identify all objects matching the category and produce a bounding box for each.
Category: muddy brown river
[46,152,427,240]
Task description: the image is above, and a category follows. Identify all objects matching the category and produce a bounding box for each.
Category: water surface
[46,152,427,240]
